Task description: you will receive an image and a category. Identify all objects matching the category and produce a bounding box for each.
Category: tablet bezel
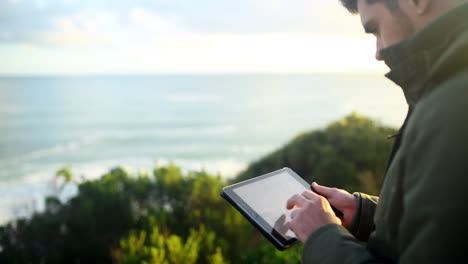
[220,167,310,250]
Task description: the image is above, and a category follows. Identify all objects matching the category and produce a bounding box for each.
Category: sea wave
[101,124,238,139]
[164,94,222,103]
[0,124,238,163]
[0,157,247,225]
[0,136,99,168]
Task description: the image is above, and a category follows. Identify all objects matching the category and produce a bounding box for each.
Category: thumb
[311,182,335,198]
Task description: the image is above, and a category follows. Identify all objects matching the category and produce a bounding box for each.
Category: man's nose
[375,49,383,61]
[375,39,383,61]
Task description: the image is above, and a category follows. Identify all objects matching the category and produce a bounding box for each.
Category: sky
[0,0,388,75]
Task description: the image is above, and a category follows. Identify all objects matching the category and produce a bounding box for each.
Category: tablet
[220,167,309,250]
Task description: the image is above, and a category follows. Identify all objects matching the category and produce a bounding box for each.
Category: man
[286,0,468,262]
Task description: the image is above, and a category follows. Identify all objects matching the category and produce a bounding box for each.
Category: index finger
[286,194,309,210]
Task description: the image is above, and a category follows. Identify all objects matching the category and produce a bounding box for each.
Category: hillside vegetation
[236,112,396,195]
[0,113,397,263]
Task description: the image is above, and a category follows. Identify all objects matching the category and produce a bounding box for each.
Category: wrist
[340,193,358,227]
[347,192,362,231]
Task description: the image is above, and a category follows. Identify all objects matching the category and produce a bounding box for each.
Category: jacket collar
[380,2,468,106]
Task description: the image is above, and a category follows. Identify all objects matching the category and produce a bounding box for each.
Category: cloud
[0,3,186,47]
[0,0,381,74]
[38,11,110,46]
[2,33,384,74]
[128,8,181,34]
[0,0,365,47]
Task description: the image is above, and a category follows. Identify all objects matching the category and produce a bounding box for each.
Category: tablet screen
[232,170,308,239]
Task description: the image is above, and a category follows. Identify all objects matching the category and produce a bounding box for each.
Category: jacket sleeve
[302,224,380,263]
[347,192,379,242]
[301,195,382,263]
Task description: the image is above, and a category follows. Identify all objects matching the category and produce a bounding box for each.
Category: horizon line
[0,71,387,79]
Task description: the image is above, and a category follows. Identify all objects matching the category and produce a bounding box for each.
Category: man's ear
[407,0,431,15]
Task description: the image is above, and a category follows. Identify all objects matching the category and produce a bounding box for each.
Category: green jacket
[303,3,468,263]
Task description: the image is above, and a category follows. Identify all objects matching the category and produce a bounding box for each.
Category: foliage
[117,224,225,264]
[236,112,397,195]
[0,113,396,263]
[0,165,259,264]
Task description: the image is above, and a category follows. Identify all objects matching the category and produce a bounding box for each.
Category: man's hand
[286,190,341,243]
[311,182,357,227]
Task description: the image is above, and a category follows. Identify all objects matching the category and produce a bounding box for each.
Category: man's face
[357,0,415,61]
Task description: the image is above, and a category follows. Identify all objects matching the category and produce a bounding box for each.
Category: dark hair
[340,0,400,14]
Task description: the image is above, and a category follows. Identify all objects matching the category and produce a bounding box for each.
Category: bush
[0,113,396,263]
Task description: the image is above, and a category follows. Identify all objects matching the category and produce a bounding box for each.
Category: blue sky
[0,0,386,75]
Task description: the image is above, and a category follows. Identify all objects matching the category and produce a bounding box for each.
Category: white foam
[155,158,247,178]
[226,144,270,154]
[0,136,98,168]
[0,157,247,225]
[110,125,238,138]
[165,94,222,103]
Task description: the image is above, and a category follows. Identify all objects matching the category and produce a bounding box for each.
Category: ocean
[0,74,407,224]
